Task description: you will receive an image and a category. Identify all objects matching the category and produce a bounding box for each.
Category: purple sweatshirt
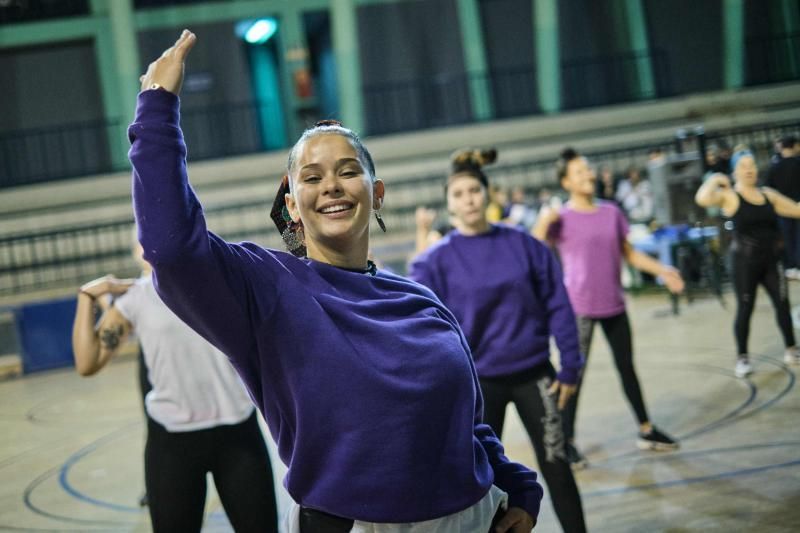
[128,90,542,523]
[409,225,583,384]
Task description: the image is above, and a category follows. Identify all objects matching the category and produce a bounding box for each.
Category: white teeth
[320,204,352,214]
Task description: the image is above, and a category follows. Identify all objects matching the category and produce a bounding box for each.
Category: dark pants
[778,217,800,269]
[732,242,795,355]
[145,412,278,533]
[562,312,650,443]
[480,364,587,533]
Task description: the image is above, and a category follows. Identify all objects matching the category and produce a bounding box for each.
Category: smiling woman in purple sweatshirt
[130,30,542,533]
[409,149,586,533]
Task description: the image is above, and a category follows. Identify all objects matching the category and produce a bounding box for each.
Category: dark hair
[780,135,797,150]
[447,148,497,189]
[555,147,581,180]
[286,119,376,189]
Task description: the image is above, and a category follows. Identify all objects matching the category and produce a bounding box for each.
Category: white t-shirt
[115,275,254,432]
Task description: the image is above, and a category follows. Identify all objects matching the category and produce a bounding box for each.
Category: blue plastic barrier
[14,296,77,373]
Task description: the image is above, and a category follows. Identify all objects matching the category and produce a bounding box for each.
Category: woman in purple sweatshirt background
[130,30,541,533]
[409,149,586,533]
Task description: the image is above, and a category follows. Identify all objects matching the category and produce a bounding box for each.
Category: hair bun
[450,148,498,169]
[315,119,343,128]
[560,147,578,161]
[476,148,497,166]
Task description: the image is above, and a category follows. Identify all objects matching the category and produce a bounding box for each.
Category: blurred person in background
[766,136,800,279]
[486,184,510,223]
[615,166,654,224]
[72,242,278,533]
[596,165,618,202]
[409,148,587,533]
[534,148,684,469]
[696,148,800,377]
[507,186,537,229]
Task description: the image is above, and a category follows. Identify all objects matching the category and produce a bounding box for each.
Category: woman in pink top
[533,148,684,469]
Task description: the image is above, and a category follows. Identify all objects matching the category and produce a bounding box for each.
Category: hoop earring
[374,210,387,232]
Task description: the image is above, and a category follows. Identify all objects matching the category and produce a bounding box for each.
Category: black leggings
[562,312,649,442]
[145,412,278,533]
[732,246,795,355]
[480,364,586,533]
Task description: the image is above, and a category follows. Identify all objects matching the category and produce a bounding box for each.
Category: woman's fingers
[170,29,196,61]
[139,30,196,94]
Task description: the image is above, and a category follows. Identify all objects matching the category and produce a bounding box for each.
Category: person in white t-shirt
[72,242,278,532]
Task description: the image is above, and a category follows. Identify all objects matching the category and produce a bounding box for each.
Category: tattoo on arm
[100,324,124,351]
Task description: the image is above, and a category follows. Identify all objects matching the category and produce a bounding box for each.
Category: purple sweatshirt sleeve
[529,239,584,384]
[127,90,275,375]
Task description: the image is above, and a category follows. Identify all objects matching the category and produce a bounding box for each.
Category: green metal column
[779,0,799,78]
[90,0,140,169]
[533,0,561,113]
[456,0,493,121]
[276,6,312,141]
[617,0,655,99]
[723,0,744,89]
[330,0,365,134]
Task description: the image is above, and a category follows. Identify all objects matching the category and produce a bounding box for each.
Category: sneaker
[637,426,679,451]
[785,347,800,365]
[565,441,588,470]
[735,357,753,378]
[139,492,148,507]
[785,268,800,281]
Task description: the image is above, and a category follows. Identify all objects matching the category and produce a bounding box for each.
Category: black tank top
[730,191,780,243]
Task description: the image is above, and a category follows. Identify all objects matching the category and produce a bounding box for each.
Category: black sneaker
[637,427,679,451]
[565,441,589,470]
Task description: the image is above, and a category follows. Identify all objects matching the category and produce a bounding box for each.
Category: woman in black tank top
[696,149,800,378]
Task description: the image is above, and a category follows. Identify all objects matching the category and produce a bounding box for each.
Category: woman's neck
[455,217,491,236]
[568,192,595,211]
[734,182,758,194]
[305,237,369,270]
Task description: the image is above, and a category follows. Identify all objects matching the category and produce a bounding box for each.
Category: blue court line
[57,422,143,513]
[675,363,758,440]
[583,457,800,499]
[23,466,133,528]
[596,358,794,465]
[594,362,757,465]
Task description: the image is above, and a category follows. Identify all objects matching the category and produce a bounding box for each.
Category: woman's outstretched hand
[139,29,197,95]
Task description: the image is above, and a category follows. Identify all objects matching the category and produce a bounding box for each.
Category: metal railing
[0,198,282,296]
[0,101,280,189]
[561,49,673,110]
[0,0,88,24]
[746,32,800,87]
[0,119,121,188]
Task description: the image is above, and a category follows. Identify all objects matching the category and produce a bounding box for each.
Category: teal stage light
[235,18,278,45]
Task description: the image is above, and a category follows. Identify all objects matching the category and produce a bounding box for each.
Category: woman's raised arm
[129,31,278,363]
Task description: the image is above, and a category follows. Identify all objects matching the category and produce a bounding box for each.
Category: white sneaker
[786,268,800,281]
[735,358,753,378]
[784,347,800,365]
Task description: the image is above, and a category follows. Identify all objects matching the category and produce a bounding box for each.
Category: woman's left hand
[547,380,576,410]
[659,266,685,294]
[493,506,536,532]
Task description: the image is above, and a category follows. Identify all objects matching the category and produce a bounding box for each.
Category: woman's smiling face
[285,133,383,253]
